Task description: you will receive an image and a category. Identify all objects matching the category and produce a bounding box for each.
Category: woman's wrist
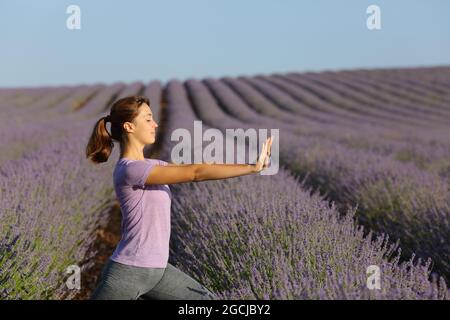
[251,163,260,173]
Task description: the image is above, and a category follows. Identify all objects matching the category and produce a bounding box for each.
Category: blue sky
[0,0,449,88]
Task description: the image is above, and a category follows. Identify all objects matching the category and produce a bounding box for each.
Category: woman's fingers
[262,136,273,168]
[259,141,267,164]
[268,136,273,155]
[257,137,273,171]
[266,137,271,156]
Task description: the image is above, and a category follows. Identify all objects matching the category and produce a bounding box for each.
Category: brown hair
[85,95,150,164]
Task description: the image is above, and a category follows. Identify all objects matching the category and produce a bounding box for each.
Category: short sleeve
[124,161,156,188]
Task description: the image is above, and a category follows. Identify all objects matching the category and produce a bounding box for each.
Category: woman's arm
[167,162,257,180]
[194,163,257,181]
[145,136,273,185]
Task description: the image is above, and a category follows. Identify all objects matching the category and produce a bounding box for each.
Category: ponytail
[86,115,114,164]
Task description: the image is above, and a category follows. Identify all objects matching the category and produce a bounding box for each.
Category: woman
[85,95,273,300]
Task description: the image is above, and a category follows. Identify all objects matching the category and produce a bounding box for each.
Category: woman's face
[126,103,159,144]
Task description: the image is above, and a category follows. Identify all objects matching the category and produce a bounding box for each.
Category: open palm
[255,136,273,173]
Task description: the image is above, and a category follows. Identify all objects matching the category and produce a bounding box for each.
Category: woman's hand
[253,136,273,173]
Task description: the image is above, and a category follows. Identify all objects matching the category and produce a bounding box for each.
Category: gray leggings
[90,258,217,300]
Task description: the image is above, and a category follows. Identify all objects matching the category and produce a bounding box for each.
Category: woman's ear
[123,121,135,133]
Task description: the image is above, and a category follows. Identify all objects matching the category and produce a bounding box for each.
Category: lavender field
[0,66,449,299]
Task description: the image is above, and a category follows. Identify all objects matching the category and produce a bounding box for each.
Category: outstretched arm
[145,136,273,185]
[194,162,257,181]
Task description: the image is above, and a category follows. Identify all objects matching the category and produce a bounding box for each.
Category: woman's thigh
[139,263,217,300]
[90,259,165,300]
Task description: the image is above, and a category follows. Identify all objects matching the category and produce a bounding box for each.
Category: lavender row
[280,74,435,128]
[169,169,448,299]
[160,79,448,299]
[218,76,450,176]
[354,68,450,101]
[0,83,134,166]
[184,78,450,280]
[295,72,450,123]
[333,71,450,115]
[249,73,450,146]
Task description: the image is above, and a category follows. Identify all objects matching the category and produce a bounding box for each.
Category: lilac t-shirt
[110,158,172,268]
